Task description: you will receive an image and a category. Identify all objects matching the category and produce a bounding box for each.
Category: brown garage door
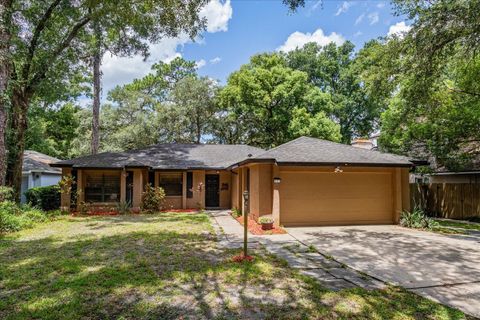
[280,170,393,226]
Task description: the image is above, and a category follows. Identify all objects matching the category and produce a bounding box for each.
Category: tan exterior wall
[231,170,239,210]
[248,164,273,220]
[186,170,206,209]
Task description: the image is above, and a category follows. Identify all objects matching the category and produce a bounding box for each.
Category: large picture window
[85,172,120,203]
[159,173,183,196]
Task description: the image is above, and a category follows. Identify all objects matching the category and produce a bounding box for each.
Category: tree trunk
[0,0,12,186]
[6,89,30,202]
[91,23,101,155]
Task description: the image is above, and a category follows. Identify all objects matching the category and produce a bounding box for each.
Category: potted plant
[258,216,274,230]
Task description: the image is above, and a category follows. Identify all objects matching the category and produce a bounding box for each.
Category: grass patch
[0,212,471,319]
[436,219,480,232]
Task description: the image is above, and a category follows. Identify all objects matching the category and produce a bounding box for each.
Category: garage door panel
[280,171,393,226]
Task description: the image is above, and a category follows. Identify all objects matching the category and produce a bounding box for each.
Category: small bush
[231,208,241,218]
[116,201,131,215]
[0,186,14,202]
[25,185,61,211]
[0,201,49,233]
[141,185,166,212]
[400,208,439,230]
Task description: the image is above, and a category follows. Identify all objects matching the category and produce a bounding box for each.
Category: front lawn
[0,212,471,319]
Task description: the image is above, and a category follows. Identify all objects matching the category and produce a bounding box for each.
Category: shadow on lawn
[0,228,470,320]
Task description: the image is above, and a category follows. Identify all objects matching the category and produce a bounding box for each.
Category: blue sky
[101,0,410,96]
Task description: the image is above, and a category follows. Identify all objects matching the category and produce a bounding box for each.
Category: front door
[205,174,220,207]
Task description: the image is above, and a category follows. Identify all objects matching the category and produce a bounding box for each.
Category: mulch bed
[235,215,287,235]
[71,211,119,216]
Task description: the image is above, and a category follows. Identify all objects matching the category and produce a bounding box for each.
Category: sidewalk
[208,210,386,291]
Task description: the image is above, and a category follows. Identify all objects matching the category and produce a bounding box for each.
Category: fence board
[410,183,480,219]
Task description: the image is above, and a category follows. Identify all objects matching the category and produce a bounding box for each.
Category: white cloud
[387,21,412,37]
[354,31,363,37]
[277,28,345,52]
[201,0,232,33]
[368,12,379,25]
[355,13,365,25]
[102,36,189,93]
[377,2,386,8]
[335,1,353,16]
[195,59,206,69]
[100,0,233,96]
[209,57,222,64]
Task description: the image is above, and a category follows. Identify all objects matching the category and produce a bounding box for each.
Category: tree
[25,103,80,159]
[3,0,208,201]
[0,0,12,186]
[163,76,219,143]
[285,42,382,143]
[217,53,339,148]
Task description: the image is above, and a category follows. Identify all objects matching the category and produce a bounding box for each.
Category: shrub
[400,208,439,230]
[141,185,166,212]
[25,185,61,211]
[0,186,14,202]
[116,201,131,215]
[231,208,241,218]
[0,201,49,233]
[258,216,274,224]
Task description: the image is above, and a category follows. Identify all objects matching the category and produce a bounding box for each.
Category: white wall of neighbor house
[20,172,61,203]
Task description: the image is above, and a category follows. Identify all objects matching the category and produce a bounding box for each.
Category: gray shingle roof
[250,136,412,167]
[53,144,264,170]
[23,150,62,173]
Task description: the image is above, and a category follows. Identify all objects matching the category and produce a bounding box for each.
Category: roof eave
[276,161,413,168]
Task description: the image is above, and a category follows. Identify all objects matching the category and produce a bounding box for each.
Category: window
[187,172,193,198]
[85,173,120,203]
[159,173,183,196]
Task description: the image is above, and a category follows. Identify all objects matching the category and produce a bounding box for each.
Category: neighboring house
[21,151,62,203]
[52,136,412,226]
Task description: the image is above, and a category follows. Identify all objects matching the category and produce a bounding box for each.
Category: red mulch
[231,254,254,263]
[160,209,198,213]
[71,211,119,216]
[235,215,287,235]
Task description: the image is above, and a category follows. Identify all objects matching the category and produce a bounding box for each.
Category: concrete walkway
[209,210,386,291]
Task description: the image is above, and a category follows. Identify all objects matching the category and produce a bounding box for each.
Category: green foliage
[231,208,241,218]
[400,208,439,230]
[116,201,131,215]
[25,185,61,211]
[286,42,381,143]
[0,201,48,233]
[25,103,81,158]
[217,53,340,148]
[141,185,166,212]
[258,216,274,224]
[0,186,14,202]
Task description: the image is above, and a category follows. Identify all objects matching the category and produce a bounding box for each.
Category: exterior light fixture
[334,166,343,173]
[273,177,282,184]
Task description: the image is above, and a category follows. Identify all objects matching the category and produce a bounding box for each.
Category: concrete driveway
[287,225,480,318]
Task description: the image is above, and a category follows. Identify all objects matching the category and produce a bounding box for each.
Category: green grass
[0,212,471,319]
[435,219,480,232]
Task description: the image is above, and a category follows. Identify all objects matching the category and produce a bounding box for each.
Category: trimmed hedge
[25,185,61,211]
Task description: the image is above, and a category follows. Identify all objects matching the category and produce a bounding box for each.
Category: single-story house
[52,136,412,226]
[21,150,62,203]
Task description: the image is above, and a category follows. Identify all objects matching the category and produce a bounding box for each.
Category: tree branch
[27,15,91,92]
[447,86,480,98]
[22,0,62,80]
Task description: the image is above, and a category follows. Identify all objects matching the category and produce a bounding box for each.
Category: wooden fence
[410,183,480,219]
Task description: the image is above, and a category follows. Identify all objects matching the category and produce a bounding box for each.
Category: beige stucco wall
[186,170,206,209]
[60,167,71,211]
[248,164,273,220]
